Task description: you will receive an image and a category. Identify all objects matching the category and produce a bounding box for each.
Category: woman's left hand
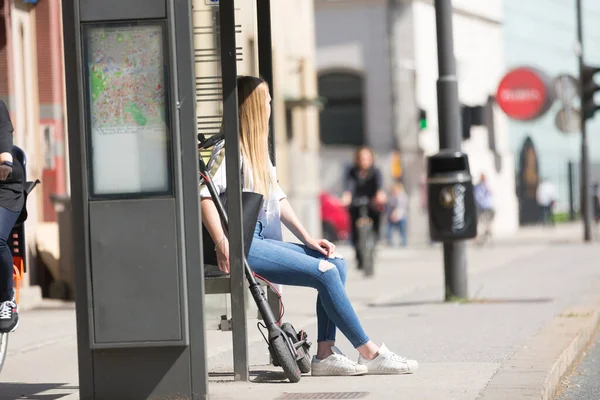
[305,237,336,258]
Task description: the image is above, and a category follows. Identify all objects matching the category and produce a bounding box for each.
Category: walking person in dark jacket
[0,101,25,333]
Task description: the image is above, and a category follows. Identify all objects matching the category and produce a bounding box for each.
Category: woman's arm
[341,166,354,206]
[280,198,333,257]
[279,198,311,244]
[201,197,230,273]
[373,169,387,205]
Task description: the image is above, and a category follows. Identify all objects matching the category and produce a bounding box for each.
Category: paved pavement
[1,222,599,400]
[557,332,600,400]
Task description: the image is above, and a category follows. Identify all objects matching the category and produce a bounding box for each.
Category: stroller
[198,133,311,382]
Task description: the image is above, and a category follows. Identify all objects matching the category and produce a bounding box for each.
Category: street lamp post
[434,0,468,299]
[576,0,593,242]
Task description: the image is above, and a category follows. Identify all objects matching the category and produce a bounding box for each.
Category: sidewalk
[1,223,599,399]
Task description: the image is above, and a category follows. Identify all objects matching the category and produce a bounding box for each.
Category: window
[318,72,365,146]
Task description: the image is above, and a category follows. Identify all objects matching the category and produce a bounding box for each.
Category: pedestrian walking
[386,182,408,247]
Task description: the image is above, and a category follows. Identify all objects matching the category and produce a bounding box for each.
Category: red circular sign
[496,68,551,121]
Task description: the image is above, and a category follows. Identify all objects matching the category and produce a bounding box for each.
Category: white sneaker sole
[365,369,414,375]
[364,365,418,375]
[311,368,368,377]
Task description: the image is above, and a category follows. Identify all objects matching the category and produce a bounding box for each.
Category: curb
[542,308,600,400]
[479,306,600,400]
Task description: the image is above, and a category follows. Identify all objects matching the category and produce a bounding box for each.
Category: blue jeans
[247,221,370,348]
[386,218,407,247]
[0,206,19,302]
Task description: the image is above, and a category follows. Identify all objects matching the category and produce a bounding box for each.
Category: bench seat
[203,264,278,327]
[203,264,271,294]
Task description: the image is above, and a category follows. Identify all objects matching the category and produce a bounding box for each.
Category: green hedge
[553,212,579,223]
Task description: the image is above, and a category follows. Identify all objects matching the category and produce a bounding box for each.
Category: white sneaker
[358,344,418,375]
[311,346,368,376]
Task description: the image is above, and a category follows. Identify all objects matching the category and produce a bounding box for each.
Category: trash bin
[427,150,477,242]
[49,194,74,300]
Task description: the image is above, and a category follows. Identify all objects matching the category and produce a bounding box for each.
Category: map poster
[85,23,171,196]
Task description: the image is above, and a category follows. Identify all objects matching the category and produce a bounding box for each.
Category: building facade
[2,0,321,305]
[502,0,600,224]
[315,0,519,242]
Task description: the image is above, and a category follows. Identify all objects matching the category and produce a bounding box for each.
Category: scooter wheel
[271,335,301,383]
[280,323,312,373]
[297,353,311,374]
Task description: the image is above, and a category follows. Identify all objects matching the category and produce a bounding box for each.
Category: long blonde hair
[237,75,272,197]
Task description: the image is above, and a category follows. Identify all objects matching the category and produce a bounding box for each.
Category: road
[557,332,600,400]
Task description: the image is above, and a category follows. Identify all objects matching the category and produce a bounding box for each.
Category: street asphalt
[557,331,600,400]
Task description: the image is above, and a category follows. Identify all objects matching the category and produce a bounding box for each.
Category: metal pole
[256,0,276,164]
[220,0,249,381]
[568,161,576,221]
[61,1,94,396]
[434,0,468,300]
[576,0,593,242]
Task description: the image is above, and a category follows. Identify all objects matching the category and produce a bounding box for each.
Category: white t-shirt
[536,181,557,207]
[200,153,287,240]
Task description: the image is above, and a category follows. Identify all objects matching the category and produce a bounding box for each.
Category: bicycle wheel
[271,335,301,383]
[363,230,375,277]
[358,223,375,277]
[0,332,8,374]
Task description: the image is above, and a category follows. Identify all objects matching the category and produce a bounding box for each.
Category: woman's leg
[248,238,369,349]
[260,240,346,357]
[249,236,418,374]
[370,210,382,241]
[0,207,19,302]
[386,220,394,245]
[399,219,407,247]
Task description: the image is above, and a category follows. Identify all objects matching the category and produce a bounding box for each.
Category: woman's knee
[326,256,347,283]
[317,259,345,287]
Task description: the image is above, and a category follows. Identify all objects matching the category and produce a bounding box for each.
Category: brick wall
[0,0,12,99]
[36,0,52,103]
[36,0,67,221]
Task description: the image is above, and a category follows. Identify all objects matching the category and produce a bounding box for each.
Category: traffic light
[419,108,427,130]
[461,105,472,140]
[460,105,485,140]
[581,64,600,121]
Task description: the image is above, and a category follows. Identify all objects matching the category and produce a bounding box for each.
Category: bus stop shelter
[62,0,277,397]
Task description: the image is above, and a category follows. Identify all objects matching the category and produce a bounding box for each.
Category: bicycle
[352,196,376,277]
[0,147,39,374]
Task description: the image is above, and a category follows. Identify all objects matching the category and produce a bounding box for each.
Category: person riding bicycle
[341,146,386,269]
[0,101,24,333]
[200,76,417,376]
